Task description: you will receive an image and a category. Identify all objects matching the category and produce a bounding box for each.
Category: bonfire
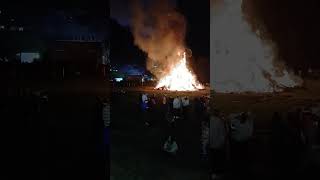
[155,51,204,91]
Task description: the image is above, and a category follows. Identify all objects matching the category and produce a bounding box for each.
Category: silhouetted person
[271,112,290,177]
[209,110,227,179]
[201,116,209,158]
[141,100,150,126]
[182,96,190,120]
[161,95,168,121]
[229,112,253,177]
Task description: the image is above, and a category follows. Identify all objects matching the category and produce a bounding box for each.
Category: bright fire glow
[155,52,204,91]
[211,0,301,93]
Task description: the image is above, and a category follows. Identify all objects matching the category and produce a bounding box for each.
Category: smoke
[210,0,301,92]
[130,0,187,79]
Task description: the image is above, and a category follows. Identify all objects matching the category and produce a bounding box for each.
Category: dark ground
[2,78,320,179]
[1,78,109,180]
[110,89,209,180]
[111,82,320,180]
[213,79,320,179]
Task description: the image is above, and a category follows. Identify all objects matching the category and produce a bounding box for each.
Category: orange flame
[155,52,204,91]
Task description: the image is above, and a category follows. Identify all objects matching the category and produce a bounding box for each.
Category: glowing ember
[211,0,301,93]
[155,52,204,91]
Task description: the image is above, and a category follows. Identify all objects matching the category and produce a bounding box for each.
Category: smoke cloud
[130,0,187,79]
[210,0,301,92]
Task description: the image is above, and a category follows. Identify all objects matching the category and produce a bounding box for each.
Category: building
[1,1,110,78]
[42,5,110,80]
[49,40,109,79]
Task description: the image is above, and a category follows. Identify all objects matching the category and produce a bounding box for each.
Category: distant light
[21,52,40,63]
[114,78,123,82]
[18,27,24,31]
[0,25,4,30]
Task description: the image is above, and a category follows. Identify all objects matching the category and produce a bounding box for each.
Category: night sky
[245,0,320,70]
[110,0,131,27]
[2,0,109,12]
[110,0,178,27]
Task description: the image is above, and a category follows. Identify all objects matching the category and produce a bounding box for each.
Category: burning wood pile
[155,51,203,91]
[131,0,204,92]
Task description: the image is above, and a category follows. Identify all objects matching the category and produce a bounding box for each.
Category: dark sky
[110,0,176,27]
[245,0,320,69]
[1,0,109,16]
[110,0,131,26]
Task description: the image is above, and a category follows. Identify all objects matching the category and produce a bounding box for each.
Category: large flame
[211,0,301,93]
[155,52,204,91]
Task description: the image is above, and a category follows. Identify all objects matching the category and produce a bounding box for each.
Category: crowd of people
[112,91,320,179]
[203,104,320,179]
[139,93,210,156]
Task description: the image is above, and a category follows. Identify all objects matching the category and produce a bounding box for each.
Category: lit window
[0,25,4,30]
[18,27,24,31]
